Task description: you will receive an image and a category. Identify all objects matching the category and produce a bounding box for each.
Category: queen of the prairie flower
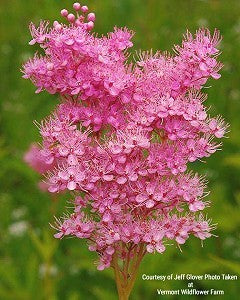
[23,3,228,299]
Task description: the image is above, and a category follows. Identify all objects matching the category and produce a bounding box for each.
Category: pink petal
[146,199,155,208]
[136,194,148,203]
[103,174,114,181]
[146,244,154,253]
[156,244,165,253]
[67,181,77,191]
[176,236,186,244]
[54,232,63,239]
[117,177,127,185]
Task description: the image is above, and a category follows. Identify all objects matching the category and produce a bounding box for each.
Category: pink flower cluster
[23,3,227,270]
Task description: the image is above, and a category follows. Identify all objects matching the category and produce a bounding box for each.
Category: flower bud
[87,13,96,22]
[73,2,81,11]
[81,5,88,13]
[87,21,94,31]
[67,13,76,23]
[60,9,68,17]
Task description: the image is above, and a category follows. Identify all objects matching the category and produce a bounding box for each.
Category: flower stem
[112,244,145,300]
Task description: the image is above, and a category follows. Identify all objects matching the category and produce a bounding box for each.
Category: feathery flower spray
[23,3,227,299]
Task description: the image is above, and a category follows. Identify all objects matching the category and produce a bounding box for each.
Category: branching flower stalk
[112,243,146,299]
[23,2,227,299]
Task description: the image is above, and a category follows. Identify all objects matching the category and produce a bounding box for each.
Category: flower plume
[23,2,227,275]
